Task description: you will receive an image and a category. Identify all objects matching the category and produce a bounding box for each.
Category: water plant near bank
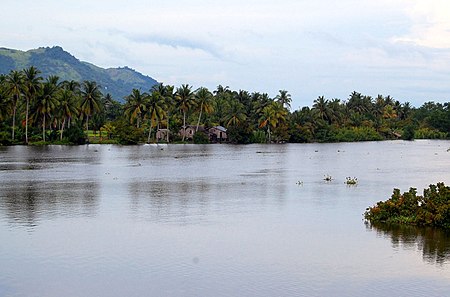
[364,183,450,229]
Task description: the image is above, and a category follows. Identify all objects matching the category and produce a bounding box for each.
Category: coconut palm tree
[34,79,59,141]
[124,89,147,128]
[146,90,166,143]
[194,87,214,132]
[275,89,292,110]
[58,89,79,140]
[23,66,42,143]
[312,96,331,123]
[5,70,24,141]
[80,80,103,134]
[224,100,247,127]
[259,101,287,143]
[175,84,195,141]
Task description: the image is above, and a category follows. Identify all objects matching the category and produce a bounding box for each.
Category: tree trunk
[196,103,203,132]
[12,106,16,141]
[147,120,153,144]
[166,110,170,143]
[43,115,46,142]
[25,98,29,144]
[182,112,186,142]
[60,118,66,141]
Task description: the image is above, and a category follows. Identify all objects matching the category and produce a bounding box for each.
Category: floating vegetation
[364,183,450,229]
[324,174,332,182]
[296,180,303,186]
[345,177,358,185]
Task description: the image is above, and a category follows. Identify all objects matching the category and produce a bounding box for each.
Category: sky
[2,0,450,109]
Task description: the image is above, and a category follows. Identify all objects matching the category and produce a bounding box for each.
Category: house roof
[212,126,227,132]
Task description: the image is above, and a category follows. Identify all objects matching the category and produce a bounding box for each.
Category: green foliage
[65,124,86,144]
[193,131,210,144]
[365,183,450,229]
[112,119,144,144]
[250,130,266,143]
[402,124,415,140]
[333,126,383,142]
[414,127,448,139]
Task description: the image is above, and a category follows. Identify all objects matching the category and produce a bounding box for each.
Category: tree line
[0,66,449,145]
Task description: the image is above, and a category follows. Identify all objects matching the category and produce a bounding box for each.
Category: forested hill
[0,46,157,101]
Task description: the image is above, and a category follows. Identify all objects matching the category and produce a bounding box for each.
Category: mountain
[0,46,158,101]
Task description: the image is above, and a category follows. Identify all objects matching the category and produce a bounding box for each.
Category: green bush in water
[365,183,450,229]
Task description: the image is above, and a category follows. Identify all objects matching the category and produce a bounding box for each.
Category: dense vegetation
[0,66,449,145]
[365,183,450,229]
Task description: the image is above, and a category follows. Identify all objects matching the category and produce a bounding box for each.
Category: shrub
[193,131,210,144]
[365,183,450,229]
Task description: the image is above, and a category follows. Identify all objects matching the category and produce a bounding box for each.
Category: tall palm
[23,66,42,143]
[275,89,292,110]
[34,79,59,141]
[312,96,331,123]
[0,84,10,121]
[146,90,166,143]
[194,87,214,131]
[225,100,247,127]
[175,84,195,141]
[124,89,147,128]
[58,89,79,140]
[6,70,24,141]
[259,101,287,143]
[80,80,103,134]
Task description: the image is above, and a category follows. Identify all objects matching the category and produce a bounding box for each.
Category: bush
[65,124,87,144]
[193,131,210,144]
[365,183,450,229]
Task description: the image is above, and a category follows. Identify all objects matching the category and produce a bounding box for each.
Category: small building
[179,125,205,140]
[209,126,228,142]
[156,129,170,142]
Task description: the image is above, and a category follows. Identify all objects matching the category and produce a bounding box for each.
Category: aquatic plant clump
[364,183,450,229]
[345,177,358,185]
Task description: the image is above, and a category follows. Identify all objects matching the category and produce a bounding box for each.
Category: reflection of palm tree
[6,70,24,141]
[23,66,42,144]
[124,89,147,128]
[175,84,195,141]
[194,87,213,131]
[80,81,102,134]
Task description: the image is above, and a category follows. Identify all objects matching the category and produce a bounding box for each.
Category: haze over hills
[0,46,158,102]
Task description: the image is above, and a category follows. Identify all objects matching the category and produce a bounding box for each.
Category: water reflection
[367,222,450,265]
[0,180,99,229]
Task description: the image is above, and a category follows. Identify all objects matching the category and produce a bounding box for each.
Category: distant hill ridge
[0,46,158,101]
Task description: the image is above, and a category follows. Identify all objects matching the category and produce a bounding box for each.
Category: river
[0,141,449,296]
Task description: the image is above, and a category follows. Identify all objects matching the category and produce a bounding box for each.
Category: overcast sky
[2,0,450,109]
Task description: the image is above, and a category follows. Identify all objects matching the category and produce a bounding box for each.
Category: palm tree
[259,101,287,143]
[275,89,292,110]
[23,66,42,144]
[58,89,79,140]
[194,87,214,131]
[146,90,166,143]
[175,84,195,141]
[312,96,331,123]
[124,89,147,128]
[80,80,103,134]
[0,84,10,121]
[34,79,59,141]
[224,100,247,127]
[6,70,24,141]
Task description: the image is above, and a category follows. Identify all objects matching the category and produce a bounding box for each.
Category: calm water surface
[0,141,450,297]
